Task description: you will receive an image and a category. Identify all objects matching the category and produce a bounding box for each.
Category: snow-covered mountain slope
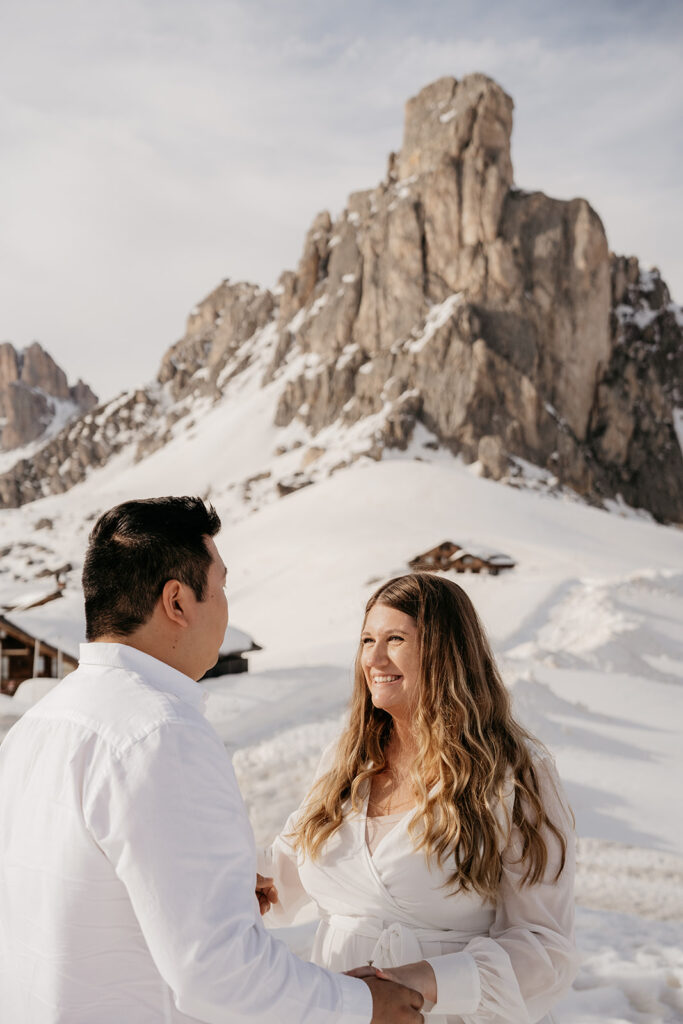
[1,348,683,1020]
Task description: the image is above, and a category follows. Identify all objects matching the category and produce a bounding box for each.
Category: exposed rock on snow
[158,280,275,399]
[0,387,158,507]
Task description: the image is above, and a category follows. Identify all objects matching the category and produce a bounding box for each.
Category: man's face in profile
[188,536,229,678]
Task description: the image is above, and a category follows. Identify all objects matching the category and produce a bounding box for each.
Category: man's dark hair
[82,496,221,640]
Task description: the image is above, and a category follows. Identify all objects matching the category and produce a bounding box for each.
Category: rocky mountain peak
[22,341,72,398]
[267,73,681,520]
[398,74,514,248]
[0,343,21,386]
[400,75,511,168]
[0,341,97,451]
[0,73,681,522]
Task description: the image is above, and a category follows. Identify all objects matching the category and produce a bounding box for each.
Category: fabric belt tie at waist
[327,913,471,968]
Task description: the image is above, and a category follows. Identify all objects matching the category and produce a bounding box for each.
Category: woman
[260,573,579,1022]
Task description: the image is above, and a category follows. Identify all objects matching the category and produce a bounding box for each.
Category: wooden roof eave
[0,615,78,666]
[219,640,262,657]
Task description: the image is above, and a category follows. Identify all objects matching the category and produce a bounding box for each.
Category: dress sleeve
[258,809,313,926]
[258,739,338,927]
[425,755,580,1022]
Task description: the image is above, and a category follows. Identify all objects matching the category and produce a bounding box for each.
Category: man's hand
[362,976,424,1023]
[255,874,278,916]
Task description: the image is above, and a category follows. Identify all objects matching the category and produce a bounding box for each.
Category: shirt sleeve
[84,718,371,1024]
[426,755,580,1022]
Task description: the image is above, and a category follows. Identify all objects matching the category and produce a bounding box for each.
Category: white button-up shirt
[0,643,372,1024]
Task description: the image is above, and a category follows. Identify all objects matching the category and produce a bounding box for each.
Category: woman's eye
[388,635,403,643]
[361,637,374,645]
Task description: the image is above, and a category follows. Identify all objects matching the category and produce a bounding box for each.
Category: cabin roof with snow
[409,539,516,573]
[0,615,79,664]
[0,614,79,694]
[3,596,83,660]
[219,624,261,656]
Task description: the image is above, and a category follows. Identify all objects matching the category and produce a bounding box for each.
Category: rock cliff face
[1,74,681,520]
[265,75,682,519]
[158,281,275,399]
[590,259,683,517]
[0,342,97,450]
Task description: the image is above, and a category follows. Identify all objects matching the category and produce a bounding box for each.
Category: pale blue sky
[2,0,681,399]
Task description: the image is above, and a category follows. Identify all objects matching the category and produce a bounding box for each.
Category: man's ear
[160,579,190,627]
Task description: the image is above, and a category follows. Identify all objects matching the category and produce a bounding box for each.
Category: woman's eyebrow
[362,627,409,636]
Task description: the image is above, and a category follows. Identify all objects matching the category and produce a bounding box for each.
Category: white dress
[260,751,579,1023]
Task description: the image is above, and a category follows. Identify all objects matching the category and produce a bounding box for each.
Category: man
[0,497,423,1023]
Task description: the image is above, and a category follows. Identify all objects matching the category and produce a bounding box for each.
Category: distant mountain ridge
[1,73,682,521]
[0,341,96,452]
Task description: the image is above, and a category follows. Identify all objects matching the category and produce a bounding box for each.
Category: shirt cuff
[336,973,374,1023]
[426,951,481,1016]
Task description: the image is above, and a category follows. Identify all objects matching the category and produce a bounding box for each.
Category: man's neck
[90,634,197,681]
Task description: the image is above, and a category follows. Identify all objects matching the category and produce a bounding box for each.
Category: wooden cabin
[201,624,262,679]
[410,541,462,570]
[410,540,516,576]
[0,615,78,696]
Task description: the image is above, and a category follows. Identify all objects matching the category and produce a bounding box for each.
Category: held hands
[253,884,423,1020]
[255,874,278,916]
[347,960,436,1016]
[362,976,424,1023]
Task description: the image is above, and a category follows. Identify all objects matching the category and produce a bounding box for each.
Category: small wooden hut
[0,615,78,696]
[409,540,515,576]
[201,624,262,679]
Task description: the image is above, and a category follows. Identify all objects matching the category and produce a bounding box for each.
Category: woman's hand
[375,961,437,1009]
[255,873,278,915]
[345,965,379,979]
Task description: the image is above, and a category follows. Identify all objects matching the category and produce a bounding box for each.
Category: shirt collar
[78,642,207,714]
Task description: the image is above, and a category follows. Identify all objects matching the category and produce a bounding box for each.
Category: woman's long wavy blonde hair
[292,573,569,900]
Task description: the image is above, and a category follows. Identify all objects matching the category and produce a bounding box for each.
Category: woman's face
[360,603,421,719]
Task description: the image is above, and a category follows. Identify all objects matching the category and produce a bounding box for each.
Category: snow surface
[613,304,661,331]
[407,293,463,353]
[1,345,683,1022]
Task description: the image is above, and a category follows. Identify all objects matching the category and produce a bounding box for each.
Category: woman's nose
[366,642,388,667]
